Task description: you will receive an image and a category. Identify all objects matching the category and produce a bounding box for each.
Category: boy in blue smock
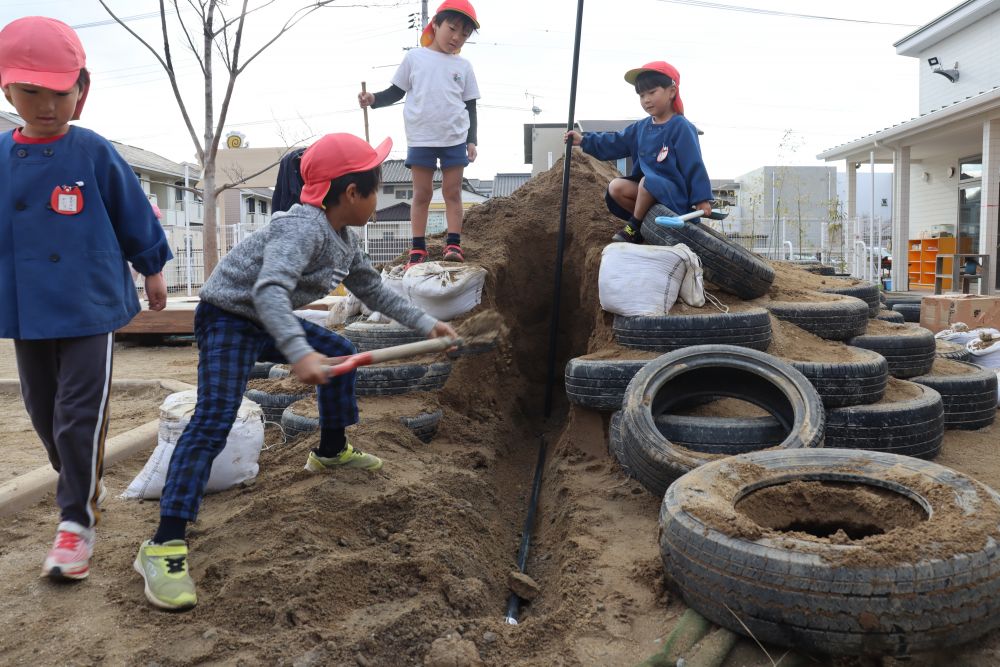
[566,61,714,243]
[0,17,172,580]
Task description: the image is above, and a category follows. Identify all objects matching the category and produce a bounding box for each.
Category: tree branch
[213,149,297,195]
[97,0,205,161]
[173,0,206,76]
[238,1,337,74]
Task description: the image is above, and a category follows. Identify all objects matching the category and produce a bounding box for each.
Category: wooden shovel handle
[322,337,459,376]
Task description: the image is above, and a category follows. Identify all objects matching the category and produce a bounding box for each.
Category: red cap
[624,61,684,115]
[299,134,393,208]
[0,16,89,119]
[420,0,480,50]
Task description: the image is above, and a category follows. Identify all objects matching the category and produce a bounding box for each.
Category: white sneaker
[42,521,95,581]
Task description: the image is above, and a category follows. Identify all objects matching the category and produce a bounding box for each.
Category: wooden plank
[117,299,197,334]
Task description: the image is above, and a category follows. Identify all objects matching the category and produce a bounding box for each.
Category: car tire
[820,283,880,317]
[564,357,650,411]
[659,448,1000,656]
[823,380,944,458]
[343,322,425,352]
[355,361,452,396]
[783,346,888,408]
[641,203,775,299]
[848,327,936,378]
[612,308,772,352]
[765,296,869,341]
[245,387,314,424]
[616,344,825,496]
[892,302,921,322]
[910,362,998,430]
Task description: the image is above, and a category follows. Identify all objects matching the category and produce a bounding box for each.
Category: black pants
[15,333,112,528]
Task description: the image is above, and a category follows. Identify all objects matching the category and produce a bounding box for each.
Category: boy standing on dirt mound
[565,61,714,244]
[358,0,480,269]
[0,17,171,581]
[132,133,457,610]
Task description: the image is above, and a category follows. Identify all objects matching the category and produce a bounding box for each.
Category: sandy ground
[1,155,999,666]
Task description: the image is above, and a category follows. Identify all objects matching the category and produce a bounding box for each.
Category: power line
[652,0,920,27]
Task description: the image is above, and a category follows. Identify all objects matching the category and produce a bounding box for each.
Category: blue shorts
[405,144,469,170]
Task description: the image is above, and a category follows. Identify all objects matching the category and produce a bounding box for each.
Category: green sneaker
[133,540,197,610]
[304,443,383,472]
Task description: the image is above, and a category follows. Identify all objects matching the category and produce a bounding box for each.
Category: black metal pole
[543,0,586,420]
[503,434,548,624]
[505,0,585,626]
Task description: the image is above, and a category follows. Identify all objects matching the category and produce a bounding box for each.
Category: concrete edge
[0,378,195,517]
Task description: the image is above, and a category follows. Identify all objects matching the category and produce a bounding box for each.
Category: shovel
[655,208,729,228]
[322,337,459,377]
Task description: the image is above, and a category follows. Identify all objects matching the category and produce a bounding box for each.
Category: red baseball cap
[623,61,684,115]
[0,16,89,119]
[420,0,480,49]
[299,133,393,208]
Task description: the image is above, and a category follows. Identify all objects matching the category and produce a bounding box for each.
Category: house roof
[820,0,1000,164]
[375,202,411,221]
[381,159,442,184]
[577,119,633,133]
[239,187,274,199]
[0,110,21,127]
[112,141,188,177]
[0,110,189,177]
[893,0,993,56]
[466,178,493,197]
[817,85,1000,163]
[492,173,531,197]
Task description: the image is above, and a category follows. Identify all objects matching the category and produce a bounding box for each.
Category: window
[383,185,394,194]
[247,198,256,214]
[395,190,408,199]
[960,157,982,181]
[174,181,184,202]
[260,200,268,215]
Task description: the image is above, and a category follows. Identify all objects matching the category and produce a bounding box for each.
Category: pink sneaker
[42,521,94,581]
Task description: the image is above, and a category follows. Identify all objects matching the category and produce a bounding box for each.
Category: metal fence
[147,219,414,296]
[363,221,412,266]
[712,216,891,283]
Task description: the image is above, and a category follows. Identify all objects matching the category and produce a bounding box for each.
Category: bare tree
[98,0,335,276]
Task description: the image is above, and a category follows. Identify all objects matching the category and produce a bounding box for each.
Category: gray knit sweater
[199,204,436,364]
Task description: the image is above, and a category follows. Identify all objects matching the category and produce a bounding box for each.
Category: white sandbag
[122,390,264,500]
[967,331,1000,369]
[935,323,998,344]
[381,265,408,299]
[324,294,361,328]
[670,243,705,307]
[366,266,411,321]
[599,243,685,316]
[293,309,329,327]
[401,262,487,321]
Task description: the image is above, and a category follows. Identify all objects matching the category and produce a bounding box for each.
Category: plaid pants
[160,302,358,521]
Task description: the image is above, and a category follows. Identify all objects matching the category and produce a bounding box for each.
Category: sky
[0,0,953,182]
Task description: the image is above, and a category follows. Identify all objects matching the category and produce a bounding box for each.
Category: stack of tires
[567,216,1000,658]
[569,206,998,485]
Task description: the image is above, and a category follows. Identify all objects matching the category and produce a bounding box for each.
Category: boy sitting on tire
[565,61,714,244]
[132,133,457,611]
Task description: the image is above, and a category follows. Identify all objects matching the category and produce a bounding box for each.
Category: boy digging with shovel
[133,133,457,610]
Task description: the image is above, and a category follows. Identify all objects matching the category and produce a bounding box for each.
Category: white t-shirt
[391,47,480,148]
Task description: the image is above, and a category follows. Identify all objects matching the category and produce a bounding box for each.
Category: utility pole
[421,0,428,30]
